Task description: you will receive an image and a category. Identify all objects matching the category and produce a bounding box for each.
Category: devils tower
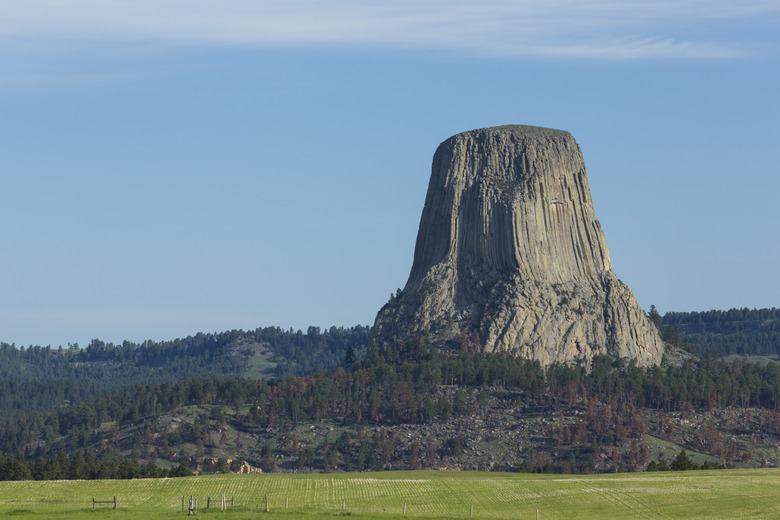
[371,125,664,366]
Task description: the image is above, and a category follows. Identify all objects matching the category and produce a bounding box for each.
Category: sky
[1,1,778,348]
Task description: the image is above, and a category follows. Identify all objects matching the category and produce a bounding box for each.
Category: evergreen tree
[647,305,662,330]
[671,450,697,471]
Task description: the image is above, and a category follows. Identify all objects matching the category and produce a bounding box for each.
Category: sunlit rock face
[371,125,663,366]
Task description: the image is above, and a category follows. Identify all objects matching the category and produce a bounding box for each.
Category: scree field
[0,469,778,519]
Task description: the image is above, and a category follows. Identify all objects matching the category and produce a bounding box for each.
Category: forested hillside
[2,311,780,478]
[3,346,780,475]
[0,326,368,421]
[662,308,780,356]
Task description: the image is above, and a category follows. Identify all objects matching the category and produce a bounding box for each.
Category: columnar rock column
[371,125,663,366]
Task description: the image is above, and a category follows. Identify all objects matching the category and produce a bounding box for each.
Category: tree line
[660,307,780,356]
[0,325,368,421]
[0,450,192,481]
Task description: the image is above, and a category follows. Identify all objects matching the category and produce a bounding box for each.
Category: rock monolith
[371,125,663,366]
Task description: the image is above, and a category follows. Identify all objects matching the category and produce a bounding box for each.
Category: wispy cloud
[0,1,776,59]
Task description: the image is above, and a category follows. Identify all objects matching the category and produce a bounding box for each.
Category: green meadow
[0,469,778,520]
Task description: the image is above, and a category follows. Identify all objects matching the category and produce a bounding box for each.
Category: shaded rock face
[371,125,663,366]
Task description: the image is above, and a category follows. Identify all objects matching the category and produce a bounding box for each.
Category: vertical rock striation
[371,125,663,366]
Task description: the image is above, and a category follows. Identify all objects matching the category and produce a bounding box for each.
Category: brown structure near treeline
[371,125,663,366]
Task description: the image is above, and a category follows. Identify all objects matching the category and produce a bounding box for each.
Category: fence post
[470,504,473,517]
[286,497,289,509]
[92,498,95,510]
[113,496,117,510]
[403,502,406,514]
[265,494,269,512]
[182,496,185,513]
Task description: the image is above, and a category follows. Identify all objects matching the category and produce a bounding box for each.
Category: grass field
[0,469,778,520]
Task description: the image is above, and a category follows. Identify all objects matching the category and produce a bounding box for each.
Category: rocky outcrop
[371,125,663,366]
[190,457,262,474]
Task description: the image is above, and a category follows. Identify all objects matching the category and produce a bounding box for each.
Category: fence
[207,494,233,510]
[92,496,116,510]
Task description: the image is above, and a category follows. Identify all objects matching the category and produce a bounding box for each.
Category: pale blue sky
[1,1,778,347]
